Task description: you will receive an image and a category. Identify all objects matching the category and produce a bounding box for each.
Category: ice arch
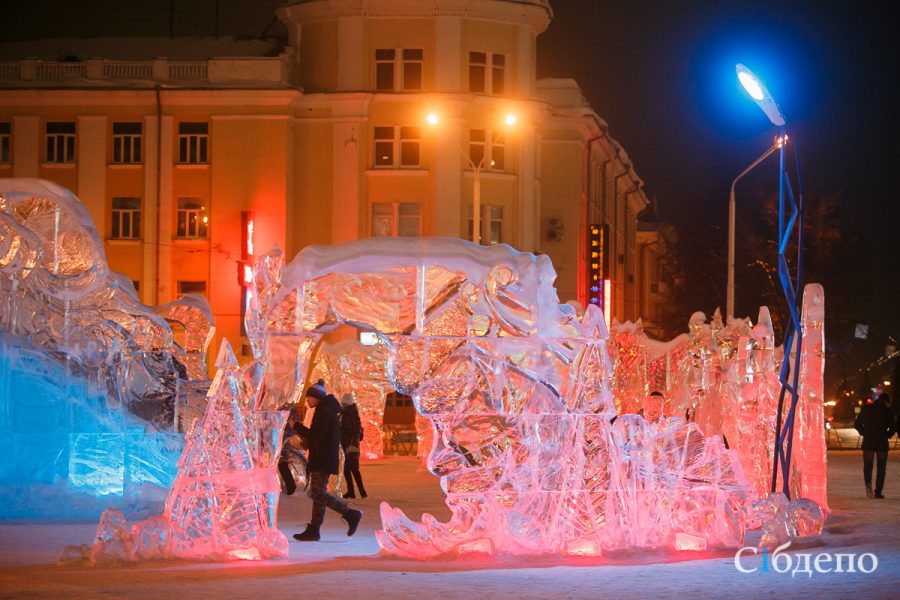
[243,238,751,558]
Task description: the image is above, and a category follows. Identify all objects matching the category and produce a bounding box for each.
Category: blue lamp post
[736,63,806,499]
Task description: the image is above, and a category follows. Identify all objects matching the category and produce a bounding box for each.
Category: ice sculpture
[794,284,828,509]
[235,237,752,558]
[312,339,392,459]
[608,319,648,415]
[610,294,827,511]
[0,178,213,518]
[127,340,288,561]
[752,493,824,550]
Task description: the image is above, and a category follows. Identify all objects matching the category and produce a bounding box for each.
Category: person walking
[340,394,367,499]
[293,380,363,541]
[854,392,896,499]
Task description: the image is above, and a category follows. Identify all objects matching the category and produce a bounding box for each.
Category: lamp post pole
[426,111,516,246]
[472,158,482,244]
[736,63,807,499]
[727,141,779,319]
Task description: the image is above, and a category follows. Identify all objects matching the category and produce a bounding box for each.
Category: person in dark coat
[277,405,305,495]
[854,392,896,499]
[293,380,362,541]
[340,394,367,499]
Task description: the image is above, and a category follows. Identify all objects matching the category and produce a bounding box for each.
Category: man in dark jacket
[854,392,896,499]
[293,380,362,541]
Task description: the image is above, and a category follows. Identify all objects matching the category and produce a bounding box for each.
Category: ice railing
[0,178,214,518]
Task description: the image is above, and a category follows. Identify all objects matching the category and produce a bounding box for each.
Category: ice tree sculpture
[129,340,288,561]
[0,179,213,518]
[608,319,648,415]
[239,237,752,558]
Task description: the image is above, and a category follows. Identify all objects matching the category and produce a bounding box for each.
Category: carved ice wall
[0,179,213,518]
[237,237,753,558]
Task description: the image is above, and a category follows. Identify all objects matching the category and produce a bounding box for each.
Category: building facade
[0,0,672,360]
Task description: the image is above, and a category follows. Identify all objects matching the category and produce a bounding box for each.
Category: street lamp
[736,64,785,127]
[726,134,786,319]
[426,111,516,244]
[736,63,807,499]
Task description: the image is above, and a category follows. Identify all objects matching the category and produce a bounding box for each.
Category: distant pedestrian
[340,394,368,499]
[293,380,363,541]
[854,392,896,499]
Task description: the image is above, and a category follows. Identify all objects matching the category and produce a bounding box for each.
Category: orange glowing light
[603,279,612,330]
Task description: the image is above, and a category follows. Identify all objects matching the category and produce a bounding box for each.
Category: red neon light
[247,220,254,257]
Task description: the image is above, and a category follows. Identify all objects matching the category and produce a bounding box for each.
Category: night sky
[536,1,900,389]
[7,0,900,389]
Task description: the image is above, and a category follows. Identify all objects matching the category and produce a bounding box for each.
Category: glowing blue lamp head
[736,63,785,127]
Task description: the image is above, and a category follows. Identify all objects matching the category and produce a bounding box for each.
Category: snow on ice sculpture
[242,237,752,558]
[0,178,214,518]
[129,340,288,561]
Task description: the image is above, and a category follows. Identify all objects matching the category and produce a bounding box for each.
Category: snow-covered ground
[1,451,898,599]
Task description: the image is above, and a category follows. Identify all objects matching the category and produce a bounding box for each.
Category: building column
[517,125,537,250]
[332,120,361,242]
[517,24,534,96]
[435,17,462,92]
[337,17,365,91]
[11,116,38,178]
[432,117,462,238]
[142,114,159,305]
[157,116,174,303]
[77,116,107,239]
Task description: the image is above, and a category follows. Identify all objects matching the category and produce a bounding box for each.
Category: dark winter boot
[343,509,363,537]
[293,524,321,541]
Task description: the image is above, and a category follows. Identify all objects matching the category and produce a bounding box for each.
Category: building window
[0,122,10,164]
[177,281,207,295]
[375,48,423,91]
[45,122,76,163]
[112,122,142,163]
[176,198,208,238]
[372,202,421,237]
[178,122,208,164]
[374,126,420,168]
[468,204,504,245]
[469,51,505,95]
[469,129,505,171]
[111,197,141,240]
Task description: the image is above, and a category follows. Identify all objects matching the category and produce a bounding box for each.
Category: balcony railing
[0,57,286,85]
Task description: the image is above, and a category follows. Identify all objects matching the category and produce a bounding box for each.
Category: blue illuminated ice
[0,178,214,518]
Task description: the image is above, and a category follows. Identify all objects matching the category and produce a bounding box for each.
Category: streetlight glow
[426,113,439,125]
[735,63,785,127]
[505,113,517,126]
[737,71,765,101]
